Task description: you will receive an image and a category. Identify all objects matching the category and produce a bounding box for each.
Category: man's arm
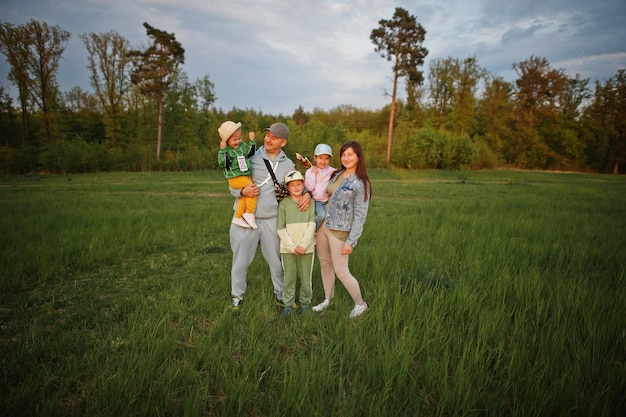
[229,182,259,199]
[297,189,311,211]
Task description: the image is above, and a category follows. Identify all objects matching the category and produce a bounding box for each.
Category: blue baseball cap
[314,144,332,156]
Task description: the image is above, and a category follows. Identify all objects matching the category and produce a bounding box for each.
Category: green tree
[24,19,70,144]
[193,74,217,152]
[80,30,132,145]
[512,56,570,168]
[403,80,425,127]
[0,19,69,145]
[0,84,18,146]
[582,69,626,173]
[477,74,514,161]
[163,70,197,150]
[129,22,185,161]
[548,74,590,167]
[0,21,31,145]
[448,55,486,137]
[370,7,428,164]
[511,57,590,169]
[60,86,103,144]
[428,57,453,129]
[195,74,216,113]
[428,55,486,135]
[292,105,308,127]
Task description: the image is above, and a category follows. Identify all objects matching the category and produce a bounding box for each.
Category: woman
[313,141,371,318]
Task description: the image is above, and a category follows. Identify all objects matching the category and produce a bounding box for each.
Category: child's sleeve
[245,141,256,159]
[276,202,295,251]
[277,201,286,231]
[304,168,316,192]
[218,148,231,169]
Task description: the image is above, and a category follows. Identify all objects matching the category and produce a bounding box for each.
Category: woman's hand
[342,244,353,255]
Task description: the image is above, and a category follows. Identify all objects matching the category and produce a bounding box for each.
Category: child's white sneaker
[232,216,251,228]
[349,302,368,318]
[242,213,258,229]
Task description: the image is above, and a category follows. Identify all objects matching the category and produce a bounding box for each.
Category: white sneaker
[232,216,251,228]
[242,213,258,229]
[312,299,329,312]
[230,296,243,310]
[349,302,368,318]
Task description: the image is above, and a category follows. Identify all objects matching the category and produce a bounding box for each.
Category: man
[228,122,311,309]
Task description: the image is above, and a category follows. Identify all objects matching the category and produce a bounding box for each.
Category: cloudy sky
[1,0,625,115]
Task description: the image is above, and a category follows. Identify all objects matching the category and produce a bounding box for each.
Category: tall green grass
[1,170,624,416]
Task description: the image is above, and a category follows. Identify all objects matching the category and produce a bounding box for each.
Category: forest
[0,17,625,175]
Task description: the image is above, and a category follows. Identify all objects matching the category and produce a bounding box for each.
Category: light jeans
[314,200,327,230]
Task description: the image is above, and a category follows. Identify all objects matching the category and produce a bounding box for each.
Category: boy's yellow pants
[228,176,257,218]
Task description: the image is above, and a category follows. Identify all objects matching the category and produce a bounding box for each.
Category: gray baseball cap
[264,123,290,140]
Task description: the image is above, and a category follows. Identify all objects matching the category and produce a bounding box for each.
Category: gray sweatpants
[229,217,284,299]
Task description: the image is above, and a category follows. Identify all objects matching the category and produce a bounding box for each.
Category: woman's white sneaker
[312,299,329,312]
[349,302,368,318]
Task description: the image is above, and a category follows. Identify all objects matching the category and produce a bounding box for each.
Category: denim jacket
[324,170,369,247]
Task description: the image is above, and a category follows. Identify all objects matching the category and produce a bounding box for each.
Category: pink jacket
[304,165,335,202]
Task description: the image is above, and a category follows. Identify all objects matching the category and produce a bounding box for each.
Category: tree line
[0,15,624,175]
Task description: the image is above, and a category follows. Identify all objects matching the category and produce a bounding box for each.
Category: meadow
[1,169,625,417]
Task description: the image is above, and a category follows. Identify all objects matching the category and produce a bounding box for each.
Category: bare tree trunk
[19,98,27,146]
[156,98,163,161]
[42,95,52,143]
[386,58,399,165]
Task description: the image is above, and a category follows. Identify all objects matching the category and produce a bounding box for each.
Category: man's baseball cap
[264,123,290,140]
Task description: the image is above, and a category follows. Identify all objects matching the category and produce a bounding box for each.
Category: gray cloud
[0,0,624,114]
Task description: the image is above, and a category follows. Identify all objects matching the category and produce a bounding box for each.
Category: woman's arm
[345,181,369,248]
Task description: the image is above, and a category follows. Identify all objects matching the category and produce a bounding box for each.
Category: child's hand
[295,152,312,168]
[249,132,255,141]
[220,140,227,149]
[310,166,317,174]
[294,246,305,255]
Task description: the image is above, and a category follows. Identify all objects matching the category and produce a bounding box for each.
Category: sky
[1,0,625,115]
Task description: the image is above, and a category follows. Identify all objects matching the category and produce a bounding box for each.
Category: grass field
[1,169,625,416]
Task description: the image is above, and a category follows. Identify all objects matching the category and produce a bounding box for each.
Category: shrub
[0,145,40,174]
[415,128,477,169]
[0,146,15,175]
[471,135,500,169]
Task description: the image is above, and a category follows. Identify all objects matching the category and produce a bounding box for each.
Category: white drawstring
[256,159,278,187]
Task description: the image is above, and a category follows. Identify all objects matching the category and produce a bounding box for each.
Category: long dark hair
[334,140,372,201]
